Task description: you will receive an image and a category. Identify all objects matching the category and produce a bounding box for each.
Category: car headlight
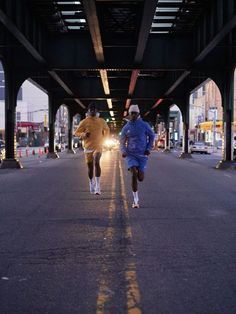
[104,139,115,147]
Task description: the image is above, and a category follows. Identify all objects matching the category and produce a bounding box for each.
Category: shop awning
[199,121,222,131]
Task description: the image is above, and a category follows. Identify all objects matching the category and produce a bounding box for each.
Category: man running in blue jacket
[120,104,155,208]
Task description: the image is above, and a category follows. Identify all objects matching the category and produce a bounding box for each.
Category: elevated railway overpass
[0,0,236,168]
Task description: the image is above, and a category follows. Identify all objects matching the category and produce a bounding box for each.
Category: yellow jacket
[75,116,110,152]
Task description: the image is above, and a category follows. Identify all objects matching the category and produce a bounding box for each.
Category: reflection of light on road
[102,150,112,161]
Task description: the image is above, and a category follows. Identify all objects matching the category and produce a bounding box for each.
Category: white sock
[95,177,100,187]
[132,191,139,203]
[89,178,95,191]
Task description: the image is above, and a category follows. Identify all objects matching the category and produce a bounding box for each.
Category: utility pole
[209,107,217,152]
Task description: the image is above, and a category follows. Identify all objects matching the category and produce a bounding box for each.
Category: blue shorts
[126,153,148,172]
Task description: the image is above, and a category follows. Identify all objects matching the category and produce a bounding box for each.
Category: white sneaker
[89,180,95,193]
[132,202,139,208]
[94,185,101,195]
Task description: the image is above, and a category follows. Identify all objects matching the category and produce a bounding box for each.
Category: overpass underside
[0,0,236,168]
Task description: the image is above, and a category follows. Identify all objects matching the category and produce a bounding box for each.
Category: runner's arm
[119,126,128,154]
[146,124,155,151]
[74,120,87,139]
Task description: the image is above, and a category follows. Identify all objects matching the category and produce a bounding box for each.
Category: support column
[163,111,171,153]
[47,95,59,159]
[179,98,192,159]
[67,110,75,154]
[215,69,236,169]
[183,122,189,154]
[1,66,22,169]
[224,108,233,161]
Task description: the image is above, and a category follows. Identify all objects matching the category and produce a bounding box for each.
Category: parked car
[216,140,222,150]
[234,136,236,160]
[190,141,210,154]
[157,139,165,148]
[0,140,5,160]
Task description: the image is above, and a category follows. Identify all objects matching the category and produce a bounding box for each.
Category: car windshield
[193,142,205,145]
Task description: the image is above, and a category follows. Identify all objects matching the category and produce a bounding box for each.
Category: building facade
[189,74,236,147]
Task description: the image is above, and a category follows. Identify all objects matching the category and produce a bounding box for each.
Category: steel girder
[0,0,235,124]
[44,34,193,70]
[0,0,86,112]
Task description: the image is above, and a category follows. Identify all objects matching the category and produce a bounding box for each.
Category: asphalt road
[0,150,235,313]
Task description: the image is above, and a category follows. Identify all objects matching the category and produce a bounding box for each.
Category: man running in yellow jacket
[75,103,110,194]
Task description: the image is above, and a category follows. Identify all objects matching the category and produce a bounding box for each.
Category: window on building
[16,111,21,122]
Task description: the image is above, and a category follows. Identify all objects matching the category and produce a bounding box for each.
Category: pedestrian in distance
[120,104,155,208]
[74,102,110,195]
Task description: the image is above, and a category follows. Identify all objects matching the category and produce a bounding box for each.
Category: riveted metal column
[163,110,171,153]
[215,68,236,169]
[183,122,189,154]
[67,109,75,154]
[0,65,22,169]
[47,94,59,159]
[222,76,234,162]
[178,98,192,159]
[223,107,233,161]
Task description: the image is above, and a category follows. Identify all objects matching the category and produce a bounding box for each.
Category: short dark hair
[88,102,98,110]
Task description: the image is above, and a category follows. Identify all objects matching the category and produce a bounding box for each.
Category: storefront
[199,120,236,146]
